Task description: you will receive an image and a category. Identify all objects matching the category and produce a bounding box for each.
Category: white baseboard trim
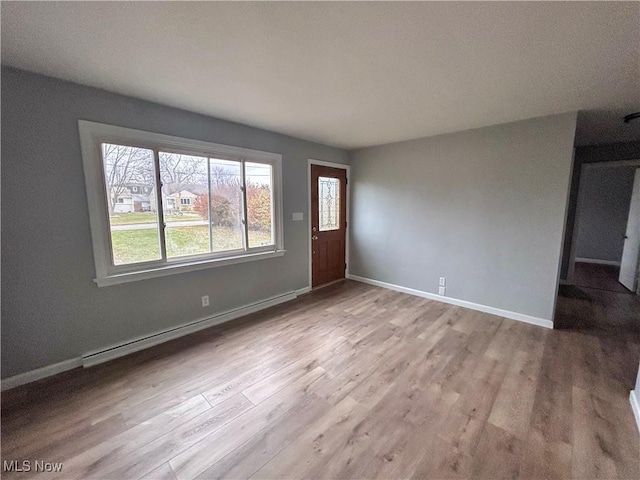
[82,290,301,368]
[1,358,82,392]
[2,289,306,390]
[295,286,311,296]
[347,274,553,329]
[631,390,640,435]
[575,257,621,267]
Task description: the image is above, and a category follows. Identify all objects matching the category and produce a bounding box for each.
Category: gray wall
[574,166,637,262]
[560,141,640,279]
[349,113,577,321]
[1,67,349,378]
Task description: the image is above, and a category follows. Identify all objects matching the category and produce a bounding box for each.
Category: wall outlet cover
[438,286,446,296]
[439,277,446,286]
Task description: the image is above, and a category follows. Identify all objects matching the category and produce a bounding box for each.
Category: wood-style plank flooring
[2,280,639,479]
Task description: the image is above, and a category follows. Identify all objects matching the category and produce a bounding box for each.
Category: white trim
[308,159,351,170]
[2,288,307,390]
[630,390,640,435]
[82,289,301,367]
[308,159,351,289]
[575,257,621,267]
[347,274,553,329]
[78,120,285,287]
[1,358,82,392]
[95,250,285,287]
[295,286,311,296]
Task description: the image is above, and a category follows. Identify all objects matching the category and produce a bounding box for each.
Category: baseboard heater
[81,290,300,368]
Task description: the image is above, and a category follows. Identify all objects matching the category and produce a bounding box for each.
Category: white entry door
[619,168,640,291]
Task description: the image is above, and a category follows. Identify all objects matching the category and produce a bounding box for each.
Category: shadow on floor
[572,261,631,294]
[555,283,640,342]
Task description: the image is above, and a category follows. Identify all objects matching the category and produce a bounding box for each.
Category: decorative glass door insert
[318,177,340,231]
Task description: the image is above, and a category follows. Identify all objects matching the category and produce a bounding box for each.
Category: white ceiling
[2,2,639,149]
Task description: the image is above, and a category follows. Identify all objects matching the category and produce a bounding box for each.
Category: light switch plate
[292,212,304,221]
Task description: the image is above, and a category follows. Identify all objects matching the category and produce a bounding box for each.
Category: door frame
[567,158,640,285]
[308,159,351,290]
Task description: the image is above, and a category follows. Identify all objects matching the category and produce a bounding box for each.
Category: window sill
[94,250,286,287]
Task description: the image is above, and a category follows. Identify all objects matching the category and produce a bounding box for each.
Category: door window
[318,177,340,231]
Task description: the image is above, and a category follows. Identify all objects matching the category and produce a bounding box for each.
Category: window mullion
[153,149,168,261]
[207,157,213,253]
[240,159,249,251]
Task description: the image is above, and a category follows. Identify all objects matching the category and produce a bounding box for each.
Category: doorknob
[312,235,318,240]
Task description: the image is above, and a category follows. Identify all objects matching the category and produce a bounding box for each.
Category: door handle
[312,235,318,240]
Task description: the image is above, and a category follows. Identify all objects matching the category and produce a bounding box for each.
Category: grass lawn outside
[109,212,201,226]
[110,225,272,265]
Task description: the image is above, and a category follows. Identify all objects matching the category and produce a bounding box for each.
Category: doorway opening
[556,158,640,338]
[308,160,350,289]
[567,159,640,294]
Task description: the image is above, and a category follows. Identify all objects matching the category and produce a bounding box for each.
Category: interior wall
[349,113,577,321]
[1,67,349,378]
[574,166,637,263]
[560,141,640,280]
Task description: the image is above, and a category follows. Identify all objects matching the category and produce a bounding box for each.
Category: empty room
[2,2,640,479]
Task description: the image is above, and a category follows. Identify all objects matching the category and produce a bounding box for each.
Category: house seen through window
[79,121,283,285]
[102,144,276,265]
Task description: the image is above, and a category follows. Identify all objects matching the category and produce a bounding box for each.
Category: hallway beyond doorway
[572,261,631,293]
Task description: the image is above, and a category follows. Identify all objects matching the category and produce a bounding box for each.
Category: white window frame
[79,120,285,287]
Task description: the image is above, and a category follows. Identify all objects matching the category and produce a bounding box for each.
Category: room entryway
[568,160,640,294]
[310,162,348,288]
[619,167,640,292]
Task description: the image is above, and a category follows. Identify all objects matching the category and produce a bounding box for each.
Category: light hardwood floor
[2,280,639,479]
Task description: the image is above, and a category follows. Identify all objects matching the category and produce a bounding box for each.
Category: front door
[311,164,347,287]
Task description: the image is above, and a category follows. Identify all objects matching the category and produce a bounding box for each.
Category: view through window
[101,144,275,266]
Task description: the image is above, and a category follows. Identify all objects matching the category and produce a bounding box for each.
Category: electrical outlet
[201,295,209,307]
[438,286,446,296]
[439,277,446,287]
